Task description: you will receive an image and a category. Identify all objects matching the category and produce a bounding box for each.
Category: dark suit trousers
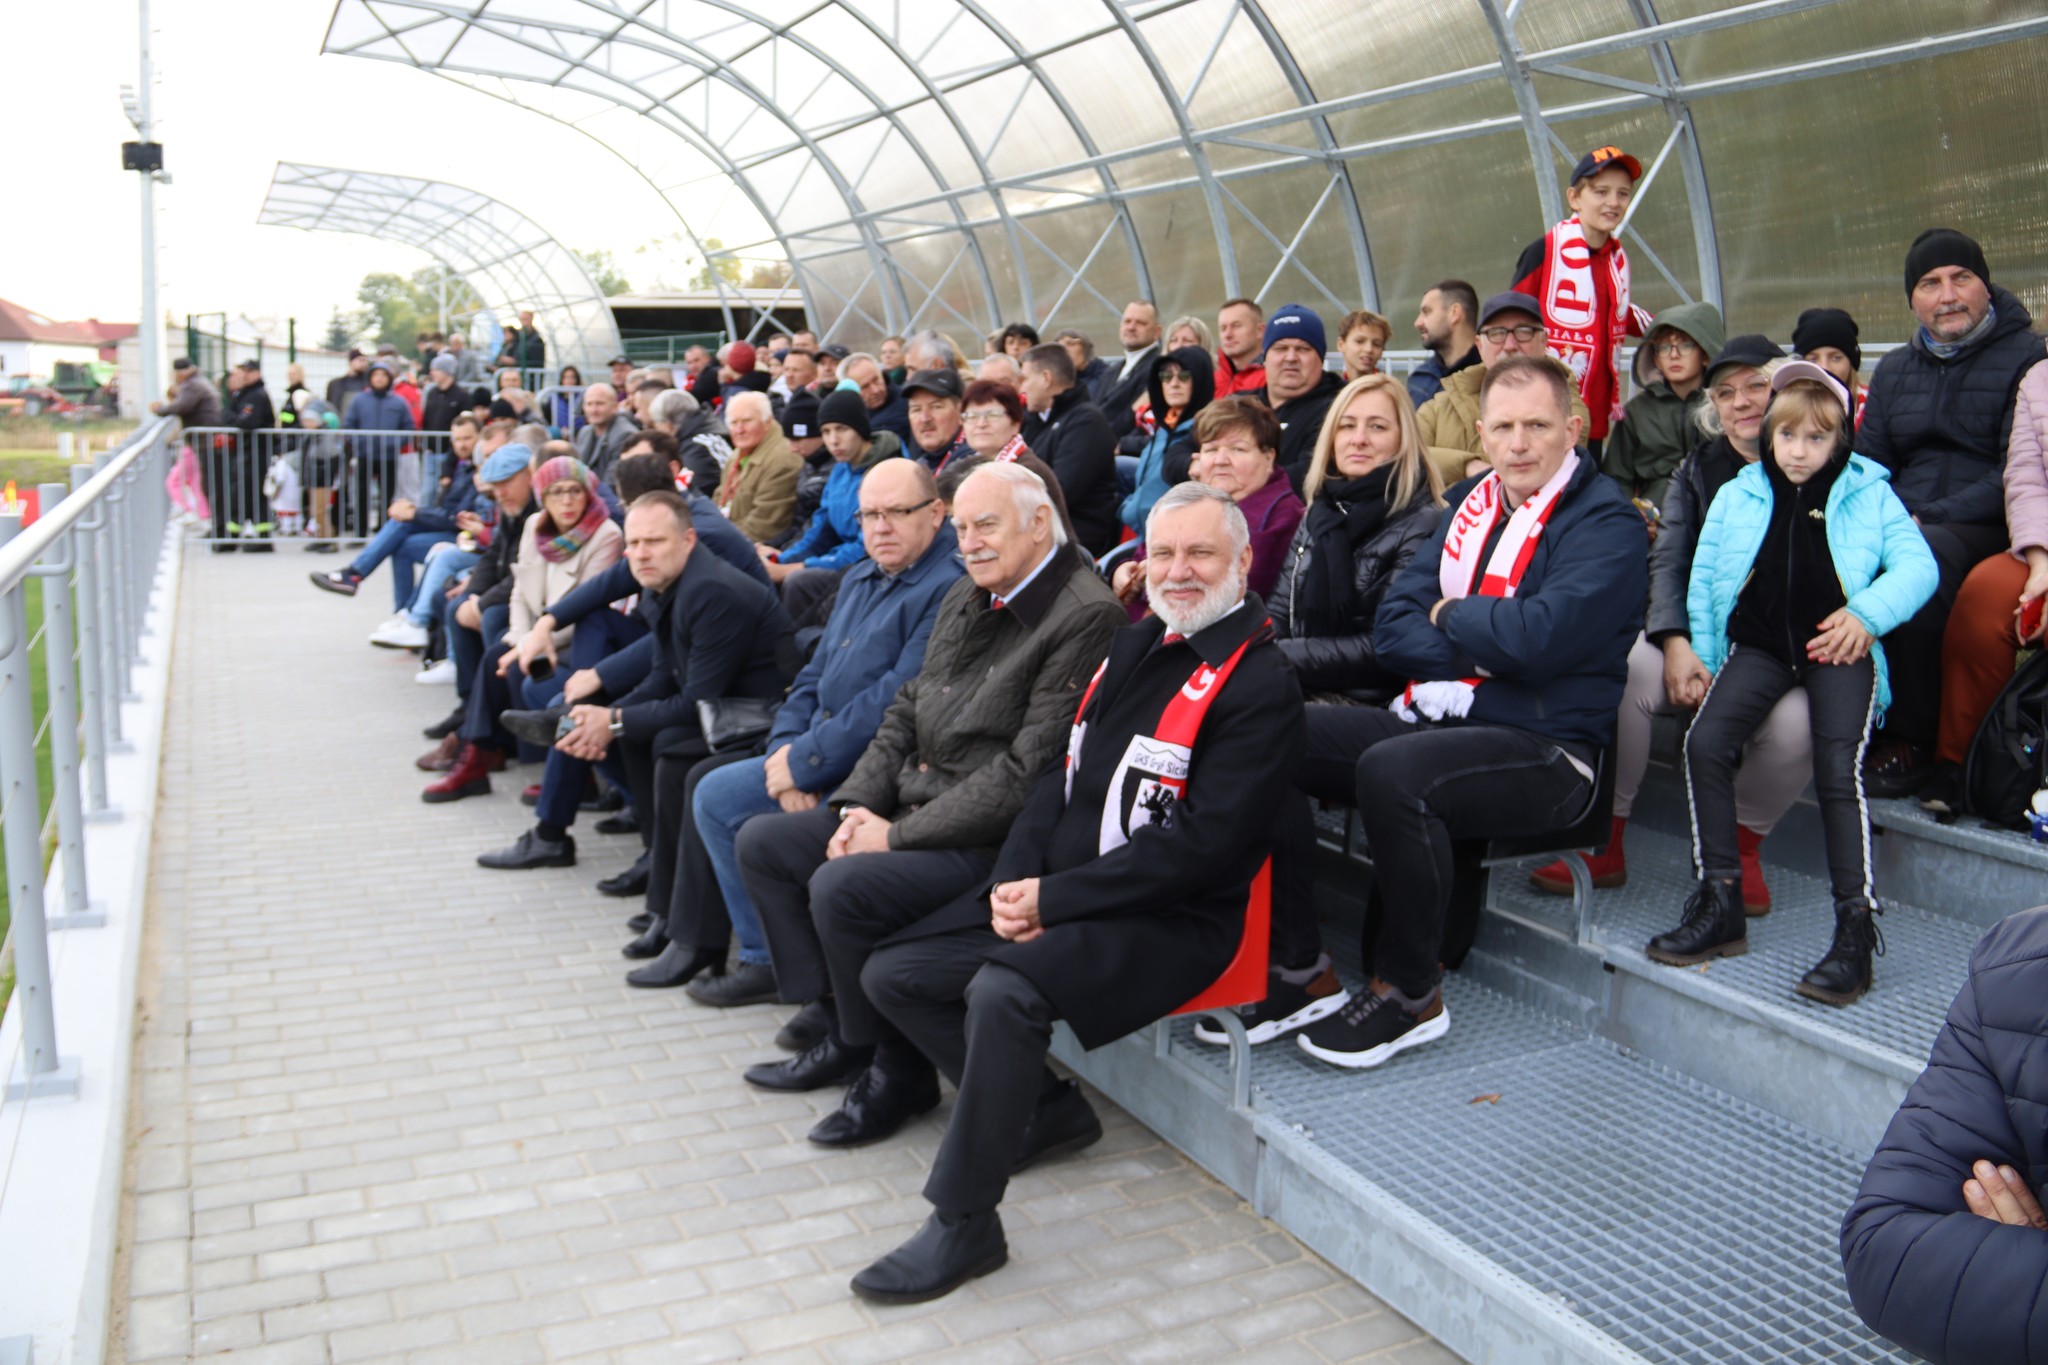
[661,747,760,951]
[735,806,992,1049]
[619,725,711,915]
[864,927,1061,1214]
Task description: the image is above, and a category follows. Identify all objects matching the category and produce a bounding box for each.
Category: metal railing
[176,427,459,544]
[0,416,176,1099]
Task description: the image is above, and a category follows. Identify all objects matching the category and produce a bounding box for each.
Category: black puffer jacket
[1856,286,2045,527]
[1267,494,1441,695]
[1645,435,1750,642]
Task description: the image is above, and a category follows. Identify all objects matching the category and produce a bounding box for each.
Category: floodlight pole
[136,0,161,406]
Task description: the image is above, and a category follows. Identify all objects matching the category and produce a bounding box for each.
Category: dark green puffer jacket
[1604,300,1725,511]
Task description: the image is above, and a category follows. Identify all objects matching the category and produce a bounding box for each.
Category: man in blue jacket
[1843,906,2048,1364]
[340,359,416,541]
[620,459,962,998]
[1293,354,1645,1069]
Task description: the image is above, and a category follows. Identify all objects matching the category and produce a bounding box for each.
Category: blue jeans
[406,545,479,626]
[348,521,457,610]
[388,530,457,611]
[692,756,781,966]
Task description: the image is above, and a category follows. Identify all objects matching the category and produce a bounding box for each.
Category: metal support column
[35,484,101,931]
[70,463,113,817]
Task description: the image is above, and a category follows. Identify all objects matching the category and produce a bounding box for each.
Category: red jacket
[1216,352,1266,397]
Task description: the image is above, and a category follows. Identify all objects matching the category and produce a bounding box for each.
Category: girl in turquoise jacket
[1647,362,1936,1007]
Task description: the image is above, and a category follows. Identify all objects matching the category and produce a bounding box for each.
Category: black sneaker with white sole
[1192,966,1352,1046]
[1296,988,1449,1069]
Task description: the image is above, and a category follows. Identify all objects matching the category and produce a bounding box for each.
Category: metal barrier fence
[0,416,176,1099]
[175,427,459,545]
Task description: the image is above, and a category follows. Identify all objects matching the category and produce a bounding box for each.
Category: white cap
[1770,358,1850,415]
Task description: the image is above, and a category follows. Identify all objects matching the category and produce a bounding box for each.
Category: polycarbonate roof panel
[324,0,2048,348]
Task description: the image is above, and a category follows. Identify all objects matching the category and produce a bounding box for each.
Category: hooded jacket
[1687,451,1938,718]
[1119,347,1216,533]
[342,376,415,463]
[1603,300,1726,509]
[1376,454,1647,749]
[1857,285,2046,527]
[777,432,907,571]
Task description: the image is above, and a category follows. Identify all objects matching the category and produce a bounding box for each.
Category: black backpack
[1963,650,2048,829]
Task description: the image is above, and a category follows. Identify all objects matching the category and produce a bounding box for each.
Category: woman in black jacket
[1193,374,1446,1050]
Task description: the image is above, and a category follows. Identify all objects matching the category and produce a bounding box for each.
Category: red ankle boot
[1737,825,1772,916]
[1529,815,1628,895]
[423,744,497,803]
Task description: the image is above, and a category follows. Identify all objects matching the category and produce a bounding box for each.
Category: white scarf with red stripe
[1393,453,1579,722]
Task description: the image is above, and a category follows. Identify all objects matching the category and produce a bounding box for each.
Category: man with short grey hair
[732,461,1124,1159]
[648,387,730,495]
[574,381,641,481]
[851,475,1303,1304]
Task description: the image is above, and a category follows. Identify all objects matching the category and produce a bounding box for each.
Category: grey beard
[1152,567,1247,639]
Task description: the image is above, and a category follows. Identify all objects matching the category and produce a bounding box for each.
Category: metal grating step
[1161,979,1915,1364]
[1490,826,1976,1071]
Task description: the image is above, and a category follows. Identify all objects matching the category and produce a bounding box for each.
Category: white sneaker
[414,657,457,685]
[369,616,430,650]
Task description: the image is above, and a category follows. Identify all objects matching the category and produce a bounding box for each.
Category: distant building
[0,297,136,375]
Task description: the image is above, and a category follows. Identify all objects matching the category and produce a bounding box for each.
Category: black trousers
[619,726,713,918]
[864,927,1063,1214]
[1689,646,1876,909]
[735,805,993,1051]
[458,641,522,749]
[1313,706,1592,997]
[663,747,760,952]
[1880,520,2005,746]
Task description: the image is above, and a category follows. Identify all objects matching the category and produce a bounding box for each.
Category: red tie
[1162,632,1184,645]
[990,596,1005,611]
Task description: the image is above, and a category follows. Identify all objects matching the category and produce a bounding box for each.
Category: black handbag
[697,697,778,752]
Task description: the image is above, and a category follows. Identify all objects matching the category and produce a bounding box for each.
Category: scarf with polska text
[1065,628,1260,853]
[1525,217,1647,432]
[1392,453,1579,723]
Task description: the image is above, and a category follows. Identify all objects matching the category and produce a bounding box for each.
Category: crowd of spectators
[153,144,2048,1323]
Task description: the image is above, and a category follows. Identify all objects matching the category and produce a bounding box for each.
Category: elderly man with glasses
[1417,290,1592,486]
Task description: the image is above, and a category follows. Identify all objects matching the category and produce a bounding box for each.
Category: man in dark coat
[851,481,1304,1304]
[1252,305,1347,487]
[1089,301,1162,441]
[223,360,277,542]
[1843,905,2048,1364]
[1855,228,2047,793]
[732,461,1123,1148]
[1020,344,1120,556]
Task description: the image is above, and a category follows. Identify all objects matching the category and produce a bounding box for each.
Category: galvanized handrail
[0,415,177,1099]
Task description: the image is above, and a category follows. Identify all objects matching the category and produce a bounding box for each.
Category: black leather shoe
[1011,1079,1103,1174]
[594,810,640,836]
[584,785,625,813]
[1863,739,1931,799]
[501,706,569,748]
[685,961,778,1008]
[743,1035,872,1092]
[851,1211,1007,1304]
[476,829,576,870]
[1646,878,1747,966]
[621,919,668,960]
[422,707,465,740]
[775,999,829,1053]
[626,911,654,935]
[808,1062,941,1148]
[597,853,650,897]
[625,943,722,988]
[1796,902,1885,1006]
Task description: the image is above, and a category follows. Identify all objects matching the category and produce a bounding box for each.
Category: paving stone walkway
[112,547,1456,1364]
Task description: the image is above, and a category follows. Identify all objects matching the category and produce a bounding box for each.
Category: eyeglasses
[961,410,1012,425]
[1480,324,1544,344]
[542,484,587,500]
[1710,378,1772,404]
[855,498,937,527]
[1651,339,1701,357]
[1158,367,1191,383]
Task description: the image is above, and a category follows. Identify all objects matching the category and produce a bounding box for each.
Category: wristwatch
[608,708,624,738]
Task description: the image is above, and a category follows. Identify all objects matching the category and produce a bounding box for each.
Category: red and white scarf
[1520,217,1648,434]
[1066,629,1257,853]
[1393,454,1579,722]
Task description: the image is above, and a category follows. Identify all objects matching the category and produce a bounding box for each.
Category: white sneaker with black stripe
[1296,987,1449,1069]
[1192,965,1351,1046]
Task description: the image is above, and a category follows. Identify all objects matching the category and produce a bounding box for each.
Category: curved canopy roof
[258,161,624,366]
[322,0,2048,347]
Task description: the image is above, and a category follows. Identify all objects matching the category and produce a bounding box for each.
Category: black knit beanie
[1903,228,1990,296]
[817,387,872,440]
[1791,308,1861,372]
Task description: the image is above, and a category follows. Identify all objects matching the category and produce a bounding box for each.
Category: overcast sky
[0,0,721,337]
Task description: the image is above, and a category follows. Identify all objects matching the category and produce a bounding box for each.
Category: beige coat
[507,515,624,649]
[1417,362,1592,487]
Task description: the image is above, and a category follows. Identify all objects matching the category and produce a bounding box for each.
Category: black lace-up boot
[1796,901,1885,1006]
[1645,877,1747,966]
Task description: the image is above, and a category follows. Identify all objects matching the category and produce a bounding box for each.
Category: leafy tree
[322,307,355,352]
[687,238,743,292]
[745,259,795,289]
[351,267,486,354]
[577,248,631,296]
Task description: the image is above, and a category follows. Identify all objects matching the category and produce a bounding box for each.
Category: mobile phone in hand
[2021,595,2045,641]
[526,654,555,682]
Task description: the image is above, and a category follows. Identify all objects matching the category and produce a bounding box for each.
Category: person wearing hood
[1793,306,1869,429]
[1119,346,1216,535]
[1603,300,1724,511]
[762,389,908,621]
[341,359,417,540]
[1647,362,1936,1005]
[1251,305,1346,489]
[1019,343,1120,555]
[1857,228,2048,796]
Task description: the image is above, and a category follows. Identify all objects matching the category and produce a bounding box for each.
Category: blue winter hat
[1261,305,1326,359]
[478,443,533,484]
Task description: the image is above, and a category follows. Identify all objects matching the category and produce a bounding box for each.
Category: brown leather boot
[416,733,461,772]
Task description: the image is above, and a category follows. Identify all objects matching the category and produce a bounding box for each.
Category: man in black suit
[1090,299,1162,439]
[1019,344,1120,557]
[552,491,792,990]
[851,481,1305,1304]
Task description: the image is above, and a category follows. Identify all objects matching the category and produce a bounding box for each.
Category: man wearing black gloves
[850,481,1303,1303]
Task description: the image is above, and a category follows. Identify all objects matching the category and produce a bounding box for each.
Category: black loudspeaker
[121,141,164,172]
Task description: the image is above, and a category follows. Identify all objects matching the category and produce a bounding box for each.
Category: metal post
[91,455,129,750]
[70,464,113,817]
[0,513,81,1100]
[37,484,100,931]
[135,0,161,410]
